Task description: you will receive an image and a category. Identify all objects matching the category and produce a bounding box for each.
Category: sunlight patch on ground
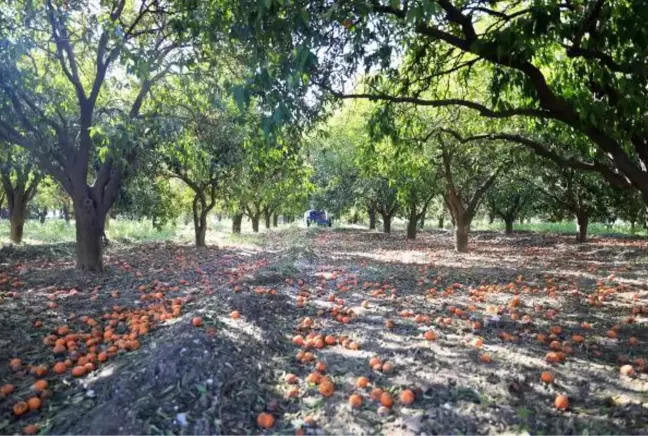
[90,364,115,382]
[219,316,264,343]
[330,250,430,265]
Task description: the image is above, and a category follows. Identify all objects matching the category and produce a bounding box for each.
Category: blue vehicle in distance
[304,210,332,227]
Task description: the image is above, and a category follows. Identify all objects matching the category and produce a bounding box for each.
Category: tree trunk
[251,215,260,232]
[264,209,271,229]
[504,217,514,234]
[576,209,589,243]
[73,199,106,271]
[454,218,470,253]
[407,205,418,239]
[191,197,209,247]
[438,215,445,229]
[630,220,636,232]
[418,216,425,229]
[381,213,392,234]
[193,206,209,247]
[39,208,47,223]
[368,207,377,230]
[488,212,495,224]
[351,212,359,224]
[272,213,278,227]
[232,213,243,234]
[195,219,207,247]
[9,199,27,244]
[406,218,417,239]
[9,213,25,244]
[62,204,70,223]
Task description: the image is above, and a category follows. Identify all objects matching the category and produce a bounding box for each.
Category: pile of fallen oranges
[1,283,194,432]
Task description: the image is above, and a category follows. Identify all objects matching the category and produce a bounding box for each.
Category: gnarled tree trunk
[264,208,271,229]
[576,209,589,243]
[190,189,216,248]
[454,219,470,253]
[9,205,26,244]
[251,215,260,232]
[504,217,514,234]
[73,198,107,271]
[192,197,208,247]
[8,193,29,244]
[368,207,377,230]
[380,212,392,234]
[3,172,39,244]
[232,213,243,234]
[406,204,418,240]
[195,217,207,247]
[441,145,501,254]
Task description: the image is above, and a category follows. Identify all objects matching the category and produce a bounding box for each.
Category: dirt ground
[1,228,647,435]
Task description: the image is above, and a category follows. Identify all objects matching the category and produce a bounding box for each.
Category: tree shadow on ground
[1,229,647,435]
[296,230,648,434]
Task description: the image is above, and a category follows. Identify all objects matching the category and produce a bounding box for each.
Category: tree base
[455,225,469,253]
[74,200,106,272]
[406,220,417,239]
[10,221,24,244]
[232,214,243,234]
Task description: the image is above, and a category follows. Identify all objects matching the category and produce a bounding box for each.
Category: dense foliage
[1,0,647,259]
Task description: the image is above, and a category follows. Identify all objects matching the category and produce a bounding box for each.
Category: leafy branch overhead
[194,0,648,205]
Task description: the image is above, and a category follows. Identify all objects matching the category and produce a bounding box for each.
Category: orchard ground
[1,221,647,435]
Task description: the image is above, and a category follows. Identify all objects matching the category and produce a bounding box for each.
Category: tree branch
[318,82,552,119]
[466,166,503,218]
[572,0,605,48]
[0,168,14,209]
[440,129,633,189]
[94,156,113,204]
[25,173,42,201]
[565,46,630,74]
[436,0,477,41]
[45,0,86,101]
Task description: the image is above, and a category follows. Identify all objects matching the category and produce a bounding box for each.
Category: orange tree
[233,139,311,233]
[0,146,41,243]
[155,77,247,246]
[183,0,648,205]
[0,1,188,270]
